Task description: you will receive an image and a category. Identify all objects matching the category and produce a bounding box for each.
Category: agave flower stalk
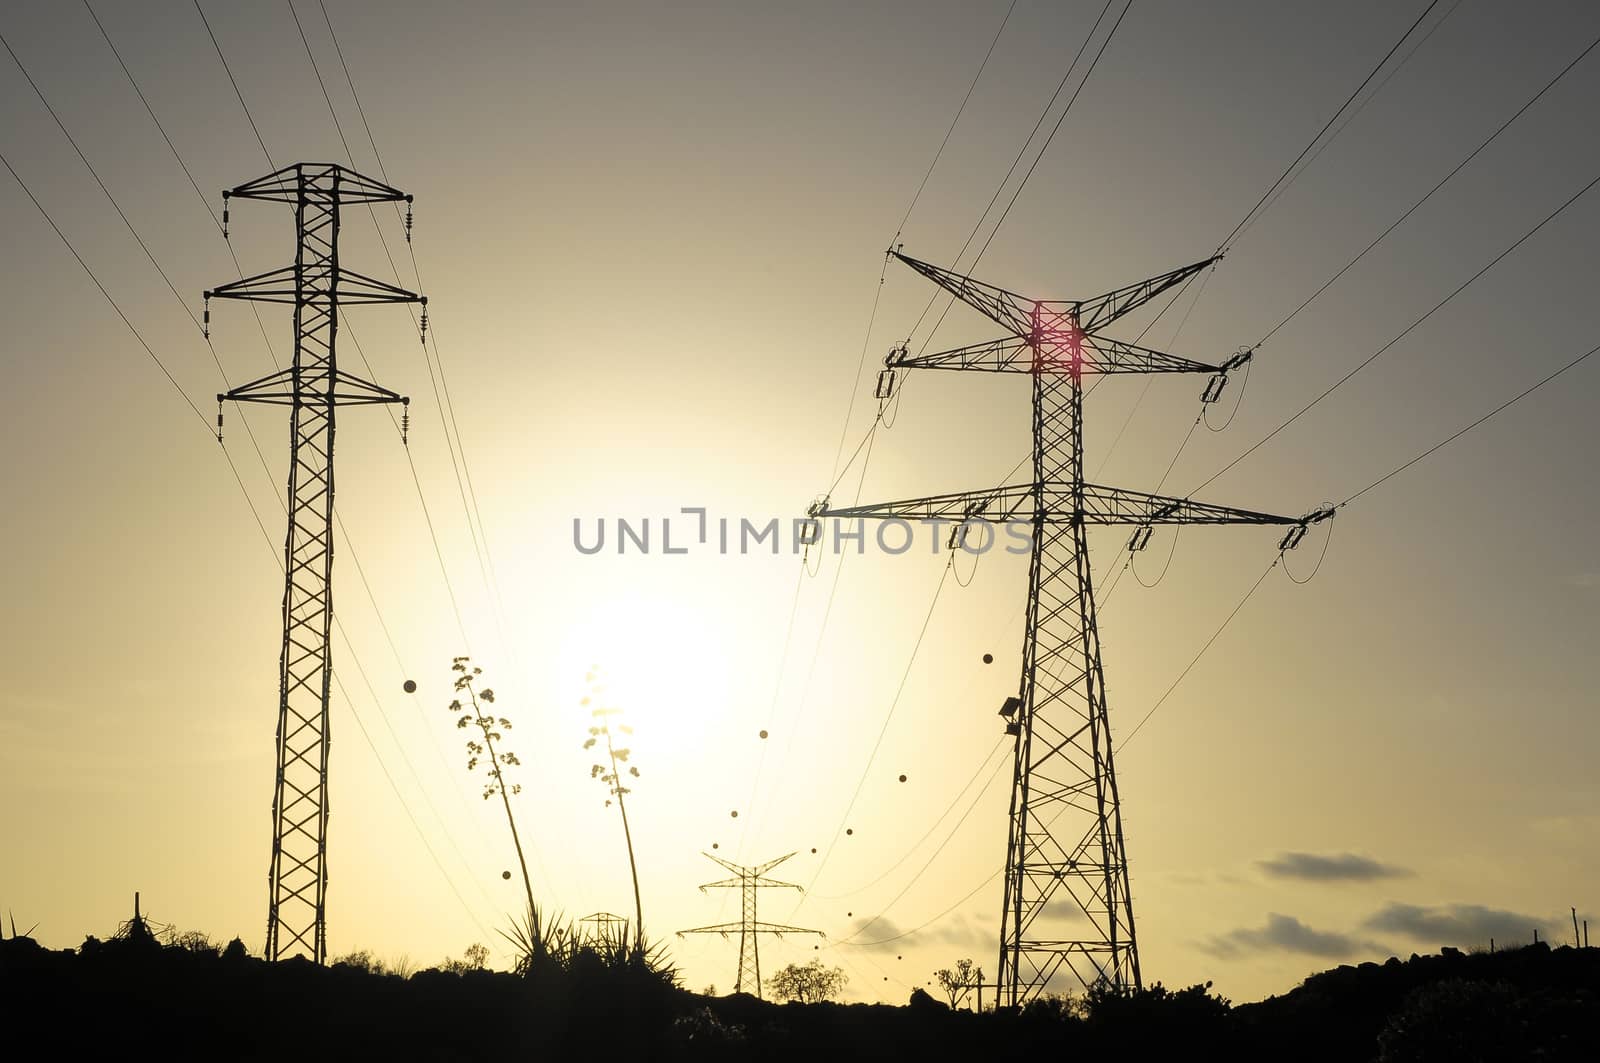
[451,657,535,922]
[585,703,643,951]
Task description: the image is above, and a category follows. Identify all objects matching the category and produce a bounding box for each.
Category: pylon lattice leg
[998,314,1138,1004]
[266,180,340,964]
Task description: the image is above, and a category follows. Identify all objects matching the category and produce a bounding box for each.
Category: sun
[556,590,735,768]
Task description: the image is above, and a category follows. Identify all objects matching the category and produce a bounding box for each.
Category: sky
[1,0,1598,1004]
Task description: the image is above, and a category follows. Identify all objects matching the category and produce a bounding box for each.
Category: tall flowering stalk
[451,657,534,921]
[583,682,643,950]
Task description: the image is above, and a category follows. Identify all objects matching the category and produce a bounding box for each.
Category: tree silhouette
[769,959,848,1003]
[450,657,535,922]
[933,957,978,1009]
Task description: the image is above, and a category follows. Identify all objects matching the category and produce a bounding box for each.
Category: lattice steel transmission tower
[206,163,421,962]
[679,852,821,997]
[817,251,1329,1005]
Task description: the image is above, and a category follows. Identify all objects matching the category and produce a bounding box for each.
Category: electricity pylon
[679,852,821,997]
[206,163,421,962]
[817,251,1329,1005]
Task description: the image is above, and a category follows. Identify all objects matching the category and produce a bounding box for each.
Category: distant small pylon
[678,852,820,998]
[578,911,631,946]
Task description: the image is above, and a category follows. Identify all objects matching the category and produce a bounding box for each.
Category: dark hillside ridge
[3,933,1597,1061]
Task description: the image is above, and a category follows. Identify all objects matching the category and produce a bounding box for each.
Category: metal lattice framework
[678,852,820,997]
[207,163,418,962]
[578,911,633,945]
[819,251,1328,1005]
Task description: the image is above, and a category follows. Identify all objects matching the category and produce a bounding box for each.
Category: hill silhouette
[3,930,1597,1060]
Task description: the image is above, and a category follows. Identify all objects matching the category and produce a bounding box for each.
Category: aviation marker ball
[403,679,417,693]
[982,653,993,664]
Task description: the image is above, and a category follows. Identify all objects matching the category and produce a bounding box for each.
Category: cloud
[1037,898,1089,924]
[846,911,993,954]
[1362,903,1548,946]
[1201,913,1374,960]
[1259,852,1411,883]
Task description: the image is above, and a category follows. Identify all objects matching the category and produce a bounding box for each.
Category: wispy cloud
[1259,852,1411,883]
[1201,913,1376,959]
[1363,903,1548,945]
[849,911,994,953]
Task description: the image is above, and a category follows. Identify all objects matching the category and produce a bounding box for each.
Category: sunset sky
[2,0,1597,1004]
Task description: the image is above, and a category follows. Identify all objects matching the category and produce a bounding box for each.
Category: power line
[1103,26,1600,596]
[0,143,492,944]
[200,2,557,909]
[750,26,1092,845]
[1121,555,1281,747]
[193,0,272,163]
[1243,0,1465,239]
[37,5,502,942]
[1340,339,1600,509]
[782,2,1025,838]
[1,29,206,339]
[307,0,517,668]
[61,6,502,890]
[1089,3,1461,499]
[1119,337,1600,749]
[811,737,1008,901]
[1217,0,1443,253]
[795,557,954,908]
[905,0,1120,348]
[832,742,1011,944]
[891,0,1018,246]
[1193,168,1600,495]
[0,150,208,430]
[962,0,1135,277]
[194,0,482,665]
[1253,30,1600,351]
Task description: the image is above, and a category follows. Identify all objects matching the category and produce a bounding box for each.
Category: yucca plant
[500,903,678,988]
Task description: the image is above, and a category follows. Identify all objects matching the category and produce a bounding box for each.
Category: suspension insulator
[203,302,211,341]
[418,307,429,345]
[405,204,414,243]
[216,399,225,443]
[1127,525,1154,552]
[221,191,230,240]
[1201,373,1227,404]
[1278,523,1309,552]
[874,368,896,400]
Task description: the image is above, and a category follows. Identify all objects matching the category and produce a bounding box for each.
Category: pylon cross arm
[818,483,1303,527]
[206,265,421,306]
[678,922,745,936]
[1072,256,1220,332]
[747,922,822,936]
[890,333,1224,376]
[891,250,1220,337]
[894,252,1036,337]
[222,367,406,407]
[228,162,410,205]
